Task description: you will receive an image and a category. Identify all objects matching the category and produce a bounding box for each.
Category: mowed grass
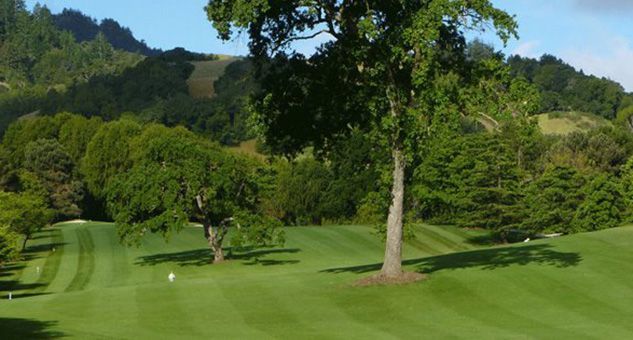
[187,57,238,98]
[537,111,611,135]
[2,222,633,338]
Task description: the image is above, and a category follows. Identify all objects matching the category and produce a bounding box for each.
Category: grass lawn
[2,221,633,338]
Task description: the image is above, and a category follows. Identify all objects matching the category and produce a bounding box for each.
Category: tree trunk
[22,236,29,251]
[381,146,405,278]
[206,225,225,263]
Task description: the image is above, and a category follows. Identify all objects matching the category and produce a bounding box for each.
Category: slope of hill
[537,111,611,135]
[508,53,631,120]
[187,56,239,98]
[3,222,633,338]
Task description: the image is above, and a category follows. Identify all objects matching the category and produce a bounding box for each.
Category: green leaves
[0,191,52,244]
[574,174,625,232]
[519,166,586,235]
[0,225,20,263]
[106,124,283,251]
[81,119,141,199]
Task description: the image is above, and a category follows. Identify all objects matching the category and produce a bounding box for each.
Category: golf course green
[1,221,633,338]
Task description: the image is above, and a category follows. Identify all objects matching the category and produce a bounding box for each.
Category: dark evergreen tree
[573,174,625,232]
[518,165,586,235]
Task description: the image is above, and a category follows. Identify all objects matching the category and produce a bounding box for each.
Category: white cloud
[511,41,541,58]
[562,37,633,92]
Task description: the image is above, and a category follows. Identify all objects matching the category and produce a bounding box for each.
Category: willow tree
[207,0,516,279]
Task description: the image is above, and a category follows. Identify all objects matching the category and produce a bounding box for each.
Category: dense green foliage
[409,116,633,240]
[0,224,19,263]
[106,125,283,262]
[81,119,141,198]
[23,138,83,219]
[573,174,625,232]
[0,190,52,249]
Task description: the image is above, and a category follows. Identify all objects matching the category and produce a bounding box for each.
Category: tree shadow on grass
[23,243,67,255]
[0,263,25,278]
[135,248,301,267]
[0,318,65,339]
[321,244,581,275]
[0,281,50,299]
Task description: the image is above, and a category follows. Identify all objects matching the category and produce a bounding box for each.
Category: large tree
[206,0,516,279]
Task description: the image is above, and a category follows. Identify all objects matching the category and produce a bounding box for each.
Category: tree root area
[353,272,427,287]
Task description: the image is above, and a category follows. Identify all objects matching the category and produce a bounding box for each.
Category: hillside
[53,9,161,56]
[537,111,611,135]
[187,56,239,98]
[3,222,633,338]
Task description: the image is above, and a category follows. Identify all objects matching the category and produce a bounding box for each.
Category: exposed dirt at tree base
[353,272,427,287]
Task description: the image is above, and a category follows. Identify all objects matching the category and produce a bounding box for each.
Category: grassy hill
[3,222,633,338]
[187,56,239,98]
[537,111,611,135]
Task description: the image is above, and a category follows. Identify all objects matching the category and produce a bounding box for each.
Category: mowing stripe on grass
[416,226,471,253]
[425,225,476,249]
[31,228,64,295]
[65,227,95,292]
[406,237,445,256]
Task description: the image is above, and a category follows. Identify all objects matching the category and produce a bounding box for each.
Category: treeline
[508,54,631,120]
[38,55,253,144]
[0,1,142,88]
[468,41,632,121]
[412,121,633,240]
[52,8,162,56]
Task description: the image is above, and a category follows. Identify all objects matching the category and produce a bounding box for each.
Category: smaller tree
[107,125,283,263]
[0,191,52,250]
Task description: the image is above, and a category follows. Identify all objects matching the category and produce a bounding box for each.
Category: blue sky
[26,0,633,90]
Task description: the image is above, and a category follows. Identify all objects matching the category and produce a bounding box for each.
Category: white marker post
[8,292,12,300]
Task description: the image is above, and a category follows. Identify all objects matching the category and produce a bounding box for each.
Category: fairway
[2,222,633,338]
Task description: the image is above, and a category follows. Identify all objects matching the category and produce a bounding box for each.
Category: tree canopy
[107,125,283,263]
